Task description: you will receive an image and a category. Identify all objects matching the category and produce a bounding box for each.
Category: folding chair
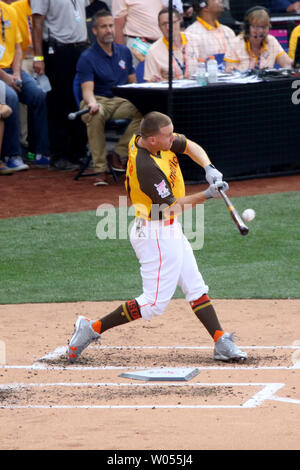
[135,61,145,83]
[71,74,130,181]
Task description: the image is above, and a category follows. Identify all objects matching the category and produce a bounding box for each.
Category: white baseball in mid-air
[242,208,256,222]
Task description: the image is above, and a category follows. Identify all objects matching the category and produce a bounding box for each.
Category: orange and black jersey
[125,133,187,220]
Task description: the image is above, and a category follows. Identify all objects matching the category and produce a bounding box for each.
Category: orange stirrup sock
[92,320,102,334]
[213,330,224,343]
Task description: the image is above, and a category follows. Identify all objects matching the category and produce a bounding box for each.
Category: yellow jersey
[12,0,32,55]
[125,133,187,220]
[0,1,22,68]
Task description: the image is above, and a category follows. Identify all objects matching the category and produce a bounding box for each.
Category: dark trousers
[3,69,49,157]
[43,41,89,163]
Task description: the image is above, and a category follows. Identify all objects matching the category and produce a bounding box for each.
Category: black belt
[44,39,89,48]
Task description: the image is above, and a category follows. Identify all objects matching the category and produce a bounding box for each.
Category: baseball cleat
[68,315,101,363]
[213,332,247,362]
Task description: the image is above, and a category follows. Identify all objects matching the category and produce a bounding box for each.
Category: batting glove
[204,181,229,199]
[205,164,223,185]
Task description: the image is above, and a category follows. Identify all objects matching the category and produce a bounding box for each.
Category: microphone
[14,79,22,88]
[68,108,89,120]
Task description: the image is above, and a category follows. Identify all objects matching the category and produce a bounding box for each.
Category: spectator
[77,9,142,186]
[112,0,163,65]
[144,7,206,82]
[0,81,13,175]
[31,0,91,170]
[10,0,43,162]
[0,0,50,171]
[86,0,110,17]
[186,0,236,63]
[268,1,300,13]
[181,1,195,28]
[224,6,293,72]
[162,1,195,28]
[289,23,300,61]
[162,0,184,14]
[86,0,110,43]
[11,0,33,56]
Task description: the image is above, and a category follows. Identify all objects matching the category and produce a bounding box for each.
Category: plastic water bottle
[207,56,218,84]
[33,73,52,93]
[196,58,207,86]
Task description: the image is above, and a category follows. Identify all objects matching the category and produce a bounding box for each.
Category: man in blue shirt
[269,0,300,13]
[77,9,142,185]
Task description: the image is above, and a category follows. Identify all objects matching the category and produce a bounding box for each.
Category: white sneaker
[68,316,101,363]
[214,332,248,362]
[5,156,29,171]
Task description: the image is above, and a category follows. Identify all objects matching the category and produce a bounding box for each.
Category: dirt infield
[0,299,299,450]
[0,170,299,450]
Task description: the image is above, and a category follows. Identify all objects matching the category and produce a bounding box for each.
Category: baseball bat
[68,108,89,120]
[218,188,249,236]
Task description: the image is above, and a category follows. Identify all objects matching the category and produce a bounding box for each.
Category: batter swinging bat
[218,188,249,236]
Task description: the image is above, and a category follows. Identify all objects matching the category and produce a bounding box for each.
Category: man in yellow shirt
[0,0,50,170]
[10,0,35,152]
[11,0,33,55]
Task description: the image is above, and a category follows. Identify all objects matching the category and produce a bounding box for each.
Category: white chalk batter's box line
[1,344,300,370]
[1,382,299,409]
[36,343,300,370]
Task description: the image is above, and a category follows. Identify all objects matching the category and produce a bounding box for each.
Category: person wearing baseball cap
[67,111,248,365]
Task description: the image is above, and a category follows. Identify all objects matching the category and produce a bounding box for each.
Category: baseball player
[67,111,247,363]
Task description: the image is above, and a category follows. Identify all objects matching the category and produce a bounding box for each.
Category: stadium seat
[72,74,129,182]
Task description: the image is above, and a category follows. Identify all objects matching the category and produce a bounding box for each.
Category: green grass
[0,191,299,303]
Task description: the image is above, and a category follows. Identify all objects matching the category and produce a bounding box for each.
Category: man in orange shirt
[186,0,235,65]
[112,0,163,65]
[144,7,206,82]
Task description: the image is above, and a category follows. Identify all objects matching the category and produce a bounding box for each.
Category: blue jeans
[2,69,50,157]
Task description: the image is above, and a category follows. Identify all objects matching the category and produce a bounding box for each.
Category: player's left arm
[184,139,211,168]
[184,138,224,185]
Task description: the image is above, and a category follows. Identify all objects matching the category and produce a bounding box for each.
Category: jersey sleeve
[171,134,187,154]
[76,53,94,83]
[30,0,49,15]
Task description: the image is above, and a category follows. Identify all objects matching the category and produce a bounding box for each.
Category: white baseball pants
[130,218,208,321]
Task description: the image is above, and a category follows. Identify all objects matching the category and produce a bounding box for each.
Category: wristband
[33,56,44,62]
[205,163,216,171]
[204,188,212,199]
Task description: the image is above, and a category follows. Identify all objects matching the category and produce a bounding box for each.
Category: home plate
[119,367,200,381]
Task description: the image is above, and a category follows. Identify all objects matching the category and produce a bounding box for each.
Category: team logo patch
[119,59,126,69]
[154,180,170,198]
